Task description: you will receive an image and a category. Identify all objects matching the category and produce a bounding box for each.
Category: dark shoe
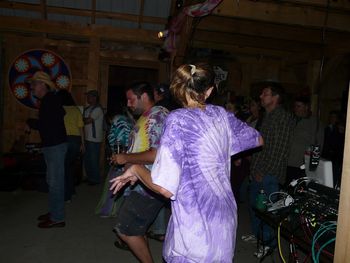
[147,231,165,242]
[37,219,65,228]
[114,238,129,251]
[37,213,50,221]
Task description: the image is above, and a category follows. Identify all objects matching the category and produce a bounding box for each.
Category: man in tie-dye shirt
[111,82,168,262]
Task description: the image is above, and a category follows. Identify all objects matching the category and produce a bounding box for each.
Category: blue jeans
[65,136,81,200]
[249,175,279,247]
[42,143,68,222]
[84,141,101,184]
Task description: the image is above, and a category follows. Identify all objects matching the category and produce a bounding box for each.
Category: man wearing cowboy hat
[26,71,68,228]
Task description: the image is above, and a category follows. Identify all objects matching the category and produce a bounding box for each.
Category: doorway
[107,65,158,114]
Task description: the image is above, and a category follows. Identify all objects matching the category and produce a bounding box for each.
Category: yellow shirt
[63,106,84,136]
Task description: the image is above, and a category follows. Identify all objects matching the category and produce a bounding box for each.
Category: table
[254,207,334,263]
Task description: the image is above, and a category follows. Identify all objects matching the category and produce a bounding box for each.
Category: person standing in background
[243,81,294,258]
[286,96,324,185]
[153,83,178,111]
[26,71,67,228]
[95,102,133,218]
[322,110,345,187]
[83,90,104,185]
[57,89,85,202]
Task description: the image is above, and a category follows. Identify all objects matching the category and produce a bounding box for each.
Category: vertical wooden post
[172,15,193,70]
[98,63,109,171]
[334,82,350,262]
[307,60,321,115]
[91,0,96,25]
[40,0,47,20]
[138,0,145,29]
[87,37,100,94]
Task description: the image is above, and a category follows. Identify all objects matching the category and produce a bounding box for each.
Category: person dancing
[110,63,263,263]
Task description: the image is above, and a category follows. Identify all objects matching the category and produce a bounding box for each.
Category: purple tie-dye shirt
[152,105,260,263]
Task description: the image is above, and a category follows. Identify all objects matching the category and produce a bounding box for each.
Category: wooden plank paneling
[193,30,322,54]
[254,0,350,11]
[197,15,350,47]
[0,15,161,44]
[214,0,350,32]
[0,1,167,25]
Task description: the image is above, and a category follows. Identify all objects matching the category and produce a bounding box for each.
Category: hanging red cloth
[163,0,223,52]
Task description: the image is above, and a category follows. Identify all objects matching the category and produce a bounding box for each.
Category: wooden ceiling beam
[193,30,322,54]
[0,1,167,25]
[258,0,350,12]
[193,36,347,61]
[197,15,350,47]
[0,15,162,45]
[192,40,296,59]
[192,39,347,66]
[213,0,350,32]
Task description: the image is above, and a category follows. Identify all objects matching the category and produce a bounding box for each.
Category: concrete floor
[0,183,281,263]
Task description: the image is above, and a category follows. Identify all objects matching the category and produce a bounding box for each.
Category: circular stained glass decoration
[8,49,71,109]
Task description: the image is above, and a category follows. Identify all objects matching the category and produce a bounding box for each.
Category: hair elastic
[189,64,196,76]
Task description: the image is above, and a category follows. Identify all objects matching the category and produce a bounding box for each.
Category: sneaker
[114,239,129,251]
[254,246,271,258]
[37,219,65,228]
[37,212,50,221]
[241,234,257,244]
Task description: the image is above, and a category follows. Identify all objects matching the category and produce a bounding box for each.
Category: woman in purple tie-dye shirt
[110,63,262,263]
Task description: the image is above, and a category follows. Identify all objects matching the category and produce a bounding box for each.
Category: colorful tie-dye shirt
[107,114,133,150]
[151,105,260,263]
[126,105,168,197]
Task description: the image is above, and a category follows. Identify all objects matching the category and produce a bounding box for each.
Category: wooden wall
[1,32,349,153]
[213,55,349,123]
[1,33,165,153]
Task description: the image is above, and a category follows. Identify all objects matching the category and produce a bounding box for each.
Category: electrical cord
[278,219,287,263]
[316,237,336,263]
[311,221,336,262]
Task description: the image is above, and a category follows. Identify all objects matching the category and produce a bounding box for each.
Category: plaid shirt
[250,106,294,183]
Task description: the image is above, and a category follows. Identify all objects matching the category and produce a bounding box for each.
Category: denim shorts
[114,191,165,236]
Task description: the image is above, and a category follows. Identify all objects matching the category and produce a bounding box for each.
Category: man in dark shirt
[26,71,67,228]
[243,81,294,257]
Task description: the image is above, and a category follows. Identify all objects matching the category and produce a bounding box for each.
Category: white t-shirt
[83,105,104,143]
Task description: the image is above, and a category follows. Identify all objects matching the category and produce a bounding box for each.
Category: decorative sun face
[41,53,56,67]
[56,75,70,89]
[14,84,29,99]
[15,58,29,72]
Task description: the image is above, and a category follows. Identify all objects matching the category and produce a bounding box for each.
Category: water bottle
[256,189,267,211]
[309,144,320,171]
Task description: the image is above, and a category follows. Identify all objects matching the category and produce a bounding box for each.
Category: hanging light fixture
[176,0,184,9]
[157,30,169,39]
